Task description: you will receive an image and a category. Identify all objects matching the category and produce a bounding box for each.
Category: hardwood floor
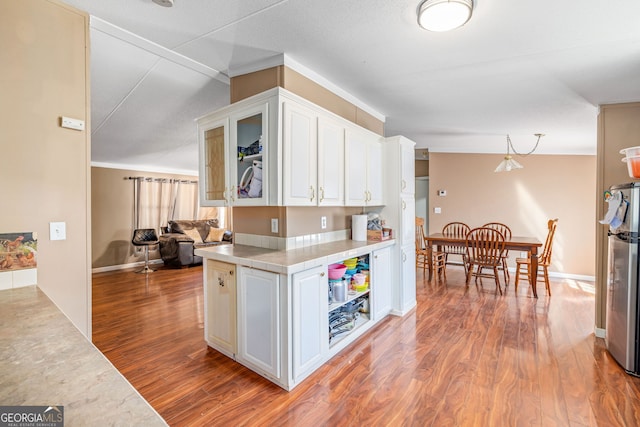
[92,265,640,426]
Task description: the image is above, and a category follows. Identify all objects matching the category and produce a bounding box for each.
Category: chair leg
[543,266,551,296]
[494,266,502,295]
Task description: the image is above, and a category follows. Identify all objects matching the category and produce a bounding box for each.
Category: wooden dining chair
[515,218,558,296]
[442,222,471,274]
[483,222,512,284]
[416,217,446,281]
[465,227,506,294]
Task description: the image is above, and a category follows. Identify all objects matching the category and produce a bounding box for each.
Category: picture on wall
[0,232,37,271]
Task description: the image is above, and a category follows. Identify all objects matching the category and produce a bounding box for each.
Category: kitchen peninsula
[195,238,395,391]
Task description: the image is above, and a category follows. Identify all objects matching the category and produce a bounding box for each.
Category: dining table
[424,233,543,297]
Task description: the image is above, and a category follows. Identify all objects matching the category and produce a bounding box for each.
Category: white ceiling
[63,0,640,174]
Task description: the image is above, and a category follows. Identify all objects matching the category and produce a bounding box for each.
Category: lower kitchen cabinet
[204,260,236,358]
[237,267,281,381]
[291,265,328,383]
[372,246,392,320]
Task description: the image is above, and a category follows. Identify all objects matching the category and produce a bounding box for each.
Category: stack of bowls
[343,257,358,276]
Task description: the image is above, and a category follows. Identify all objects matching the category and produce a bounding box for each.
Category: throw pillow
[205,227,225,243]
[183,227,203,243]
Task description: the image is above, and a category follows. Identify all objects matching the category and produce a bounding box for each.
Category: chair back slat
[465,227,506,267]
[442,222,471,255]
[540,219,558,266]
[482,222,512,239]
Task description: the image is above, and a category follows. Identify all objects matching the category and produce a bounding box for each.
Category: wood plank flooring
[92,265,640,426]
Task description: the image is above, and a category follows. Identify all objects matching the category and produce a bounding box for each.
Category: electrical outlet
[50,222,66,240]
[321,216,327,229]
[271,218,278,233]
[434,207,442,214]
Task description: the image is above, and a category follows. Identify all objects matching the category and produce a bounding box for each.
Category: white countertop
[195,239,395,274]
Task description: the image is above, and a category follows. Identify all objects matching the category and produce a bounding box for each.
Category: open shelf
[329,313,370,347]
[329,289,370,312]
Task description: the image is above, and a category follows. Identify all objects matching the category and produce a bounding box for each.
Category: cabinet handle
[310,186,315,202]
[229,271,234,276]
[319,187,325,202]
[402,200,406,210]
[402,179,406,190]
[320,272,325,277]
[403,252,407,262]
[230,185,236,202]
[223,187,227,201]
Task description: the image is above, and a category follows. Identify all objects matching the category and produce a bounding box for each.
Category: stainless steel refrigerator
[606,182,640,376]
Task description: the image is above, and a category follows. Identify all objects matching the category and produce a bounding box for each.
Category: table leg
[530,246,539,298]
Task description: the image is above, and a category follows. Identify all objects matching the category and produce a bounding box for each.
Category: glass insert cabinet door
[200,118,229,206]
[231,102,268,205]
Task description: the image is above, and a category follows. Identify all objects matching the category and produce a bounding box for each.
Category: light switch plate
[60,116,85,131]
[321,216,327,229]
[434,207,442,214]
[271,218,278,233]
[50,222,66,240]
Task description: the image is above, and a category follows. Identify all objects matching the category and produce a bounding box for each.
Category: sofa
[159,219,232,268]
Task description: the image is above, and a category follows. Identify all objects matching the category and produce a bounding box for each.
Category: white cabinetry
[345,128,383,206]
[204,260,236,358]
[317,117,345,206]
[198,97,274,207]
[237,267,281,381]
[283,101,318,205]
[383,136,417,315]
[291,265,328,383]
[372,246,392,320]
[198,87,380,207]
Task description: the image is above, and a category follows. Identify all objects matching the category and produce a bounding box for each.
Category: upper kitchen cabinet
[198,92,277,207]
[198,87,377,207]
[345,128,384,206]
[282,100,345,206]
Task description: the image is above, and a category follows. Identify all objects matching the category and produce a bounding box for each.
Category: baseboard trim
[92,259,164,274]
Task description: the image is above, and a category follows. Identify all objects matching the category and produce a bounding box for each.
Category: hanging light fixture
[417,0,473,32]
[153,0,174,7]
[494,134,545,173]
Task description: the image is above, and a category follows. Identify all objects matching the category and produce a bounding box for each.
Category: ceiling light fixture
[494,134,545,172]
[417,0,473,32]
[153,0,174,7]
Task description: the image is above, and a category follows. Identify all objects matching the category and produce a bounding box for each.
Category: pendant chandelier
[417,0,473,32]
[494,134,545,173]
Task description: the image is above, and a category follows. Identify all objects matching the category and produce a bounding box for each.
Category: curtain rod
[125,176,197,184]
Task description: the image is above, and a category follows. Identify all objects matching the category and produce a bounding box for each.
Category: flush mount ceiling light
[153,0,174,7]
[417,0,473,32]
[494,134,545,173]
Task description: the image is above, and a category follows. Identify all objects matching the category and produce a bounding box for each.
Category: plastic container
[623,156,640,179]
[354,283,368,292]
[620,146,640,157]
[328,263,347,280]
[352,273,366,285]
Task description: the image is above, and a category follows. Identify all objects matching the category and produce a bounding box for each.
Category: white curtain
[132,178,199,232]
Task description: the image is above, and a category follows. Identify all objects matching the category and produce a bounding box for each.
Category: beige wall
[91,166,222,269]
[230,66,385,136]
[1,1,91,335]
[595,102,640,328]
[233,206,362,237]
[429,153,596,276]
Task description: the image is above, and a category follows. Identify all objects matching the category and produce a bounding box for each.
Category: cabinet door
[400,139,415,195]
[237,267,281,380]
[372,246,392,320]
[283,101,318,206]
[401,195,416,247]
[317,117,345,206]
[345,129,368,206]
[292,265,328,382]
[231,102,269,206]
[204,260,236,357]
[398,243,417,314]
[198,117,229,207]
[367,138,384,205]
